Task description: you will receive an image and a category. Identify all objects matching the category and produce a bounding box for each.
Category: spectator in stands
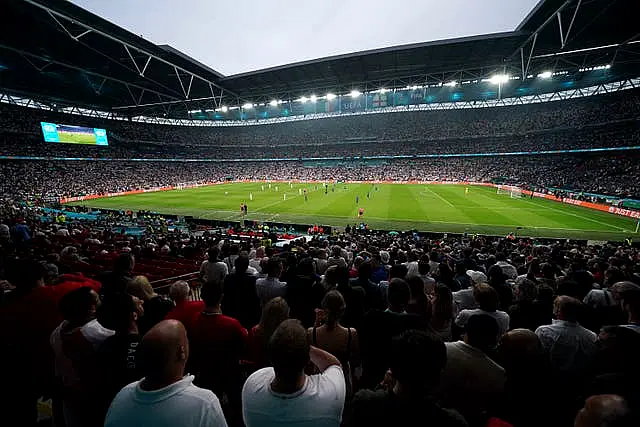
[535,296,597,375]
[165,280,204,332]
[285,257,323,328]
[418,259,436,289]
[497,329,560,427]
[222,254,261,329]
[351,330,468,427]
[98,252,134,297]
[436,263,461,292]
[586,325,640,413]
[104,320,227,427]
[350,261,384,311]
[360,279,424,389]
[487,264,513,310]
[249,246,266,273]
[247,297,290,369]
[574,395,633,427]
[127,275,174,335]
[378,263,408,308]
[495,252,518,280]
[190,281,247,410]
[308,290,360,397]
[611,281,640,331]
[200,247,228,284]
[453,270,486,311]
[242,319,346,427]
[314,248,328,275]
[0,260,61,426]
[256,257,287,307]
[455,284,510,337]
[327,245,348,269]
[429,283,456,341]
[436,314,505,425]
[406,275,430,320]
[97,293,143,417]
[335,265,366,330]
[50,286,114,427]
[508,278,546,331]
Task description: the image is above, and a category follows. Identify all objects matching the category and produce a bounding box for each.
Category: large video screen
[40,122,108,146]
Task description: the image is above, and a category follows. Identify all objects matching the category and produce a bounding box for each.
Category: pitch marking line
[421,187,455,208]
[519,197,628,232]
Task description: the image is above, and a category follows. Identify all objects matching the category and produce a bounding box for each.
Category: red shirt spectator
[165,280,204,332]
[189,281,247,400]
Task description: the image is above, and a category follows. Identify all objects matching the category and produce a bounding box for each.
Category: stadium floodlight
[444,81,457,87]
[350,90,361,98]
[242,103,253,109]
[269,100,278,107]
[299,96,309,103]
[188,110,200,114]
[221,106,228,112]
[379,88,388,93]
[310,95,317,103]
[605,64,612,69]
[538,71,553,79]
[411,85,420,90]
[489,74,509,84]
[326,93,337,100]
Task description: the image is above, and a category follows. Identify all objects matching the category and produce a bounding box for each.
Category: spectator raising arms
[242,319,346,427]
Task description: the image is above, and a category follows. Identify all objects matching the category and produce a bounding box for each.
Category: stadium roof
[1,0,638,118]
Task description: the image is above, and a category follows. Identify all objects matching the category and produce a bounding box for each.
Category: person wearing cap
[453,270,487,311]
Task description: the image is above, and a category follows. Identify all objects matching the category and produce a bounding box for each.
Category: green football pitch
[66,183,639,241]
[57,131,97,145]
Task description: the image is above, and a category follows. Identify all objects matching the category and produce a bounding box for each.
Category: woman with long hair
[247,297,289,369]
[308,290,360,396]
[429,283,455,341]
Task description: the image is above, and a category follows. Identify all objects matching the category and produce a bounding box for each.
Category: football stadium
[2,0,640,426]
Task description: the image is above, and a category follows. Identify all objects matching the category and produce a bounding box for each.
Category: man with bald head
[575,395,633,427]
[105,320,227,427]
[535,296,597,375]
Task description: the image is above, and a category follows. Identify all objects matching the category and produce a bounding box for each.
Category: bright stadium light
[538,71,553,79]
[299,96,309,103]
[489,74,509,84]
[379,88,388,93]
[444,81,457,87]
[269,100,278,107]
[242,103,253,109]
[310,94,317,103]
[326,93,337,100]
[350,90,361,98]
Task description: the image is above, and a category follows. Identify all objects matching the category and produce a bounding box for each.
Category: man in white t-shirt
[200,247,228,284]
[105,320,227,427]
[242,319,346,427]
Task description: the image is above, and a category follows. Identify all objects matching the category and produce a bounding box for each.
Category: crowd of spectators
[1,151,639,201]
[1,201,639,427]
[1,89,639,200]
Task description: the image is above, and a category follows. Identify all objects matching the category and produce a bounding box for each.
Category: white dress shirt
[535,319,597,373]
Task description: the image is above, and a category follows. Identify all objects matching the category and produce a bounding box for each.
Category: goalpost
[496,184,523,199]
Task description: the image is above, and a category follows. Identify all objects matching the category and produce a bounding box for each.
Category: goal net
[496,185,523,199]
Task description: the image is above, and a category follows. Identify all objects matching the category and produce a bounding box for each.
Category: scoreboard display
[40,122,109,146]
